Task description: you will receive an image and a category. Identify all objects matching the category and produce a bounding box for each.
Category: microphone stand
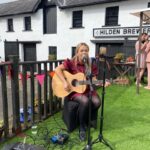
[91,55,114,150]
[81,58,93,150]
[83,69,93,150]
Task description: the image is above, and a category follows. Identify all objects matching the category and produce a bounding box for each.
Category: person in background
[144,34,150,90]
[135,33,148,86]
[55,42,101,141]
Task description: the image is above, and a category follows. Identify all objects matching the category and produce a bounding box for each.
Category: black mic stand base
[92,134,114,150]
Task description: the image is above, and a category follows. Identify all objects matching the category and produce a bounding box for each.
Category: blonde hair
[75,42,89,54]
[72,42,90,68]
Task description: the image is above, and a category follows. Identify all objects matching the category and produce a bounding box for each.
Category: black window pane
[105,6,119,26]
[45,6,57,34]
[148,2,150,8]
[72,47,76,57]
[24,16,31,30]
[48,46,57,60]
[73,11,82,28]
[7,19,13,31]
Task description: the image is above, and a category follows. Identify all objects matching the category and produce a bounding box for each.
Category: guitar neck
[78,80,103,85]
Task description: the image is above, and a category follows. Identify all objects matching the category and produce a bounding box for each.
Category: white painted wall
[0,9,43,60]
[0,0,149,61]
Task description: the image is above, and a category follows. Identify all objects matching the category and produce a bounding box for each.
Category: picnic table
[113,62,135,85]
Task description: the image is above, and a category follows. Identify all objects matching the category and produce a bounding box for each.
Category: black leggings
[72,94,101,130]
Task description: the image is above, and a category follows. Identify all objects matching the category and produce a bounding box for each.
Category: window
[48,46,57,60]
[7,18,14,31]
[105,6,119,26]
[72,10,83,28]
[148,2,150,7]
[72,47,76,57]
[44,6,57,34]
[24,16,31,31]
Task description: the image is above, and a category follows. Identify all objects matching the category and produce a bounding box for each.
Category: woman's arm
[145,41,150,53]
[55,64,71,92]
[135,41,148,51]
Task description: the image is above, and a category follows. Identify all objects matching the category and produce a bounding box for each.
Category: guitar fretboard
[73,80,103,86]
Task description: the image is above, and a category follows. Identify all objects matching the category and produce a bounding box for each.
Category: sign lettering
[93,26,150,37]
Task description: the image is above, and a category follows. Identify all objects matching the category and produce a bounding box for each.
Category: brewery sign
[93,26,150,37]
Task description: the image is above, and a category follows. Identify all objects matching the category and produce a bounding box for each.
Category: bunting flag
[36,74,45,86]
[49,71,55,78]
[19,73,30,82]
[8,65,12,80]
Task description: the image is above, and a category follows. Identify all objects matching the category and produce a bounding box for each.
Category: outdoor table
[113,62,135,84]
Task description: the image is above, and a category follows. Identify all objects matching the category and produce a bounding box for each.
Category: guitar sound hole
[72,79,78,87]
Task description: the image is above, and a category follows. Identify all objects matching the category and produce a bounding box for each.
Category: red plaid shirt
[63,58,99,99]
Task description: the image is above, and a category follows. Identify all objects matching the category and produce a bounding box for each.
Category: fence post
[9,55,21,134]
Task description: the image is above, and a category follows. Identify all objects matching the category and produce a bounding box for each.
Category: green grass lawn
[1,83,150,150]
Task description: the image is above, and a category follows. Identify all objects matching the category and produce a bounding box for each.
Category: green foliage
[114,53,124,60]
[48,54,56,60]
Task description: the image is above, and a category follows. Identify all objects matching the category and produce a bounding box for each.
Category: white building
[0,0,150,61]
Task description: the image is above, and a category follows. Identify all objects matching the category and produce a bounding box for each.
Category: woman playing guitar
[55,42,101,141]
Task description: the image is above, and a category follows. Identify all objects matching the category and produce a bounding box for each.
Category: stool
[62,97,79,132]
[62,97,98,132]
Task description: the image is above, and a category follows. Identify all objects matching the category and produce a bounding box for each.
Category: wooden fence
[0,56,63,141]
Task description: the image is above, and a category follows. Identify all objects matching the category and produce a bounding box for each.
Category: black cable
[52,113,68,132]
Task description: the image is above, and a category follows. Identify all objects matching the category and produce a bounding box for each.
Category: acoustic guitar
[52,71,103,98]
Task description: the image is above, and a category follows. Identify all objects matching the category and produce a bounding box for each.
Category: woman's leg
[136,68,145,85]
[73,94,101,127]
[73,95,89,141]
[139,68,145,83]
[147,63,150,87]
[73,95,89,131]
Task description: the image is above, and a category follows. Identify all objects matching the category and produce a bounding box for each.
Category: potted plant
[126,56,135,62]
[48,54,56,61]
[114,53,124,63]
[0,120,4,139]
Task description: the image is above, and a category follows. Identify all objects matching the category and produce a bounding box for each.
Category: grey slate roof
[0,0,41,17]
[57,0,128,9]
[0,0,128,17]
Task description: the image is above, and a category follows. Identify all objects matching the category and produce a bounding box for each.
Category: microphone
[82,54,91,76]
[82,54,88,64]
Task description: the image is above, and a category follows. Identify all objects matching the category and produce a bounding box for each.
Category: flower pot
[114,58,121,63]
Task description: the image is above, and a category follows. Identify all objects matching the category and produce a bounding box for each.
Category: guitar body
[52,71,87,98]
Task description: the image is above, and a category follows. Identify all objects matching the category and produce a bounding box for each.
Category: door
[5,41,19,61]
[24,43,36,71]
[24,43,36,61]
